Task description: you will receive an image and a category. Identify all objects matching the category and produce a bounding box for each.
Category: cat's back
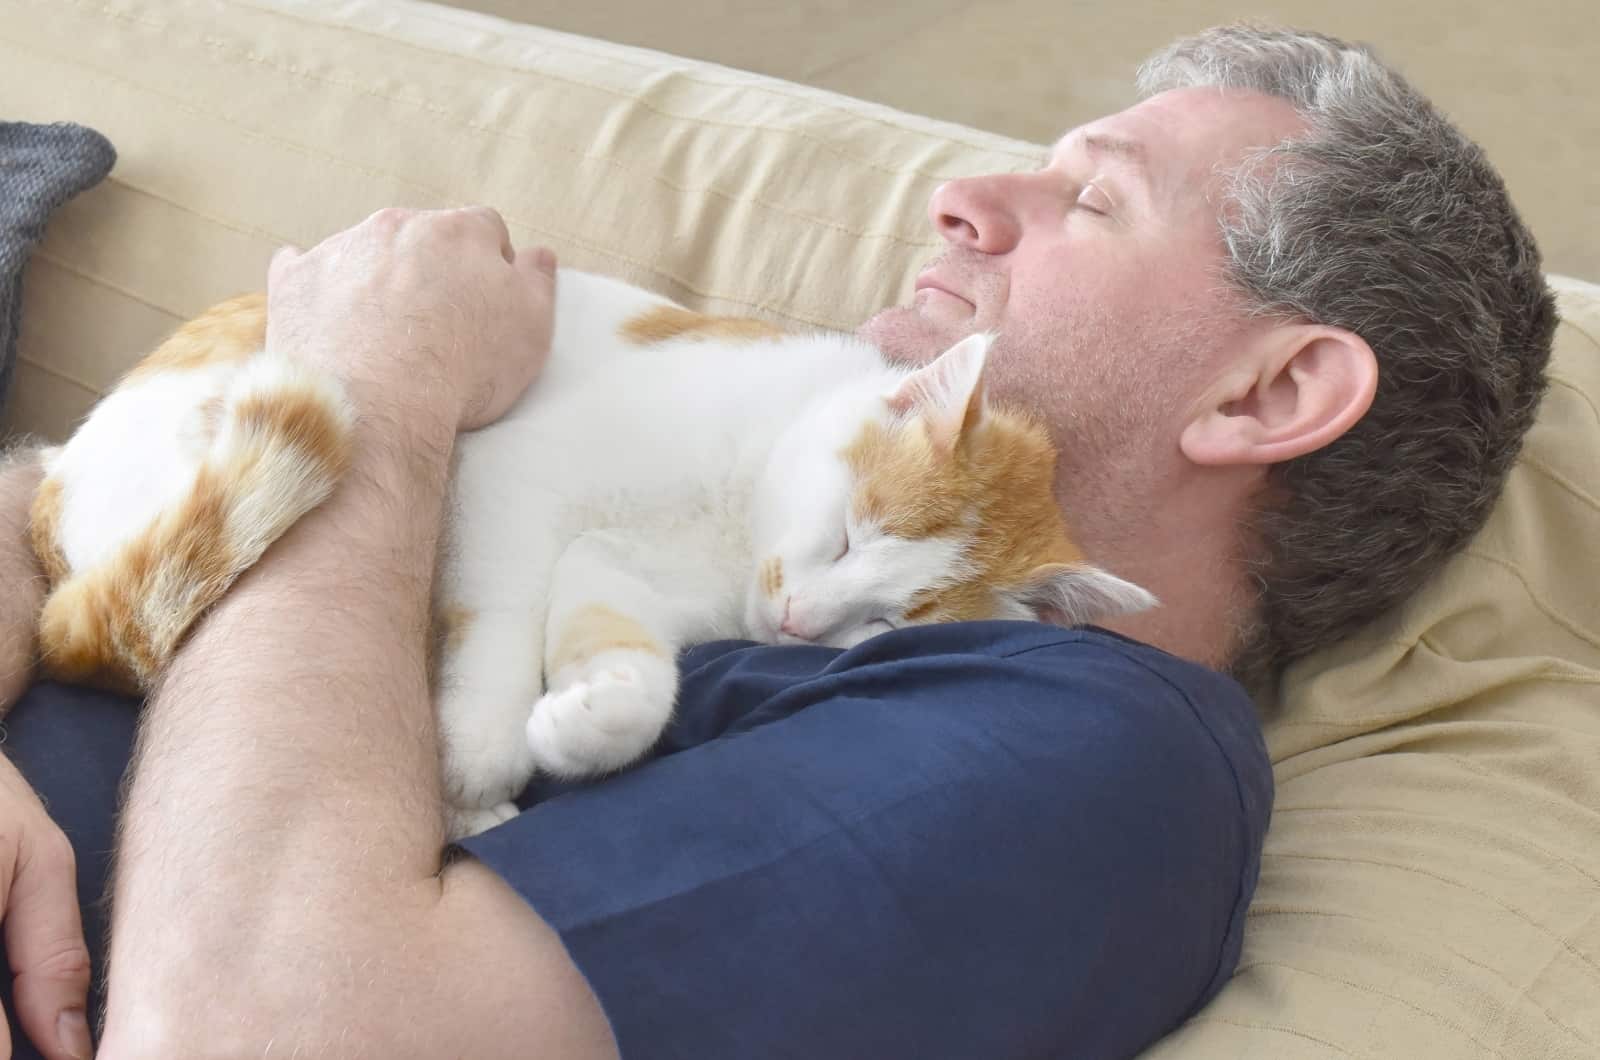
[43,294,268,572]
[484,271,888,487]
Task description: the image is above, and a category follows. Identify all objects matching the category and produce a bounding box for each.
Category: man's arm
[97,210,615,1059]
[0,446,44,711]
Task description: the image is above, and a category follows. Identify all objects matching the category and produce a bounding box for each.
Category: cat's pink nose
[778,598,805,638]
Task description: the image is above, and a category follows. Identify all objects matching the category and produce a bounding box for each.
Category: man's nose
[928,173,1026,254]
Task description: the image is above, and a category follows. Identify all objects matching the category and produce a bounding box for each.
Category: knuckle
[368,206,409,229]
[461,205,507,234]
[268,247,301,279]
[32,941,92,983]
[36,824,76,871]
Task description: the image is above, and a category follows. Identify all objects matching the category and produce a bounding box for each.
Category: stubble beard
[860,288,1202,558]
[863,286,1184,467]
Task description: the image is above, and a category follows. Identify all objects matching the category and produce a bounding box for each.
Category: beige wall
[457,0,1597,281]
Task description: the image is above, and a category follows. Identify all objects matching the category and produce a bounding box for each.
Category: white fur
[49,271,1156,839]
[209,353,356,563]
[48,363,236,572]
[47,352,355,578]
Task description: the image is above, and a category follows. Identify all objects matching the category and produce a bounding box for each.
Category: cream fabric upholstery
[1147,277,1600,1059]
[0,0,1041,440]
[1,0,1595,1054]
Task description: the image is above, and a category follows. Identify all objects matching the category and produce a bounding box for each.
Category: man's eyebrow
[1082,133,1148,169]
[1050,130,1156,200]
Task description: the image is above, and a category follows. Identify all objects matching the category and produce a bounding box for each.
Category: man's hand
[265,206,558,433]
[0,451,90,1056]
[0,756,93,1060]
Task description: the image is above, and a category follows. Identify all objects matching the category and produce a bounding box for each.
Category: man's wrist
[343,389,456,494]
[269,301,468,442]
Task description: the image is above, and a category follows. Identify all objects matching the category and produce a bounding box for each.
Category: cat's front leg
[528,532,681,779]
[434,603,545,837]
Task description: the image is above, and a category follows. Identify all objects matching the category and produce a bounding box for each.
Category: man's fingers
[468,206,513,262]
[513,247,558,356]
[267,244,303,287]
[516,245,558,285]
[451,206,513,262]
[494,214,516,264]
[5,827,93,1060]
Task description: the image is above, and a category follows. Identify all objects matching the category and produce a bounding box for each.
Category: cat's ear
[1009,562,1158,626]
[885,332,995,454]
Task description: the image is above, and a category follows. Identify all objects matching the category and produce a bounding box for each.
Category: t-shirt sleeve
[459,624,1271,1060]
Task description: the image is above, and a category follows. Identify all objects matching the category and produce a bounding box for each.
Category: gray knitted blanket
[0,122,116,414]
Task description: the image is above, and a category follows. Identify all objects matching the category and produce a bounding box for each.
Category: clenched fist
[266,206,558,433]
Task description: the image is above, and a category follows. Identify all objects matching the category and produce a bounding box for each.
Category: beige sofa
[3,0,1597,1055]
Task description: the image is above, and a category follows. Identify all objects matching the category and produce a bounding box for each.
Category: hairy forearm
[0,446,45,712]
[102,392,612,1060]
[102,400,458,1044]
[99,214,612,1060]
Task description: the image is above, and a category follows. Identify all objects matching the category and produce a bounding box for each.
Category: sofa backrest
[3,2,1596,1055]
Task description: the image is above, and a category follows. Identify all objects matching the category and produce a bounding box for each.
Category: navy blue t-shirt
[461,622,1271,1059]
[1,622,1267,1059]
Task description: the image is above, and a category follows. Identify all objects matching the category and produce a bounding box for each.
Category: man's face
[859,87,1307,498]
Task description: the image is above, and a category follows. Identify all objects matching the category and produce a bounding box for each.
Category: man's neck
[1057,463,1258,671]
[1094,551,1252,669]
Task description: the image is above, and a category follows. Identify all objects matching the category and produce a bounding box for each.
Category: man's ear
[1180,324,1378,467]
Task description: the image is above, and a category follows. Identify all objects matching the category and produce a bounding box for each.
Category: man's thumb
[5,830,93,1060]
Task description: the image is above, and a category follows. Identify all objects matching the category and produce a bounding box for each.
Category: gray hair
[1138,25,1557,685]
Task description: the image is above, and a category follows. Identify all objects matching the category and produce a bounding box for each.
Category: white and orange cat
[29,270,1155,837]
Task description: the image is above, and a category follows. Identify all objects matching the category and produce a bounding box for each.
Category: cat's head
[746,332,1157,648]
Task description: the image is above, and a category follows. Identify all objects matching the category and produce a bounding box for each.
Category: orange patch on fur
[429,604,475,679]
[620,305,784,346]
[231,386,353,477]
[845,405,1087,623]
[36,465,238,692]
[436,605,474,652]
[28,476,70,586]
[36,376,352,692]
[124,292,267,381]
[548,604,664,675]
[758,556,784,599]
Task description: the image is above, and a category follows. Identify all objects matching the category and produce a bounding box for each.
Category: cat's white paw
[527,649,676,778]
[437,687,539,814]
[446,799,520,841]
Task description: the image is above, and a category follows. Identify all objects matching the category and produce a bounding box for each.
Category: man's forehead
[1051,94,1175,154]
[1051,89,1306,192]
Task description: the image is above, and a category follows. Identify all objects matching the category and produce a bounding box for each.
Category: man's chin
[856,304,958,366]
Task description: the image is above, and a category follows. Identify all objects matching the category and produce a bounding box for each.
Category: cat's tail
[36,354,355,691]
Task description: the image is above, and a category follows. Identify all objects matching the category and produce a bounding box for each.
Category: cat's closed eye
[833,530,851,563]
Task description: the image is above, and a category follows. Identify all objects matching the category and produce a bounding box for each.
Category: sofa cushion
[0,0,1594,1055]
[0,0,1040,441]
[1145,276,1600,1059]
